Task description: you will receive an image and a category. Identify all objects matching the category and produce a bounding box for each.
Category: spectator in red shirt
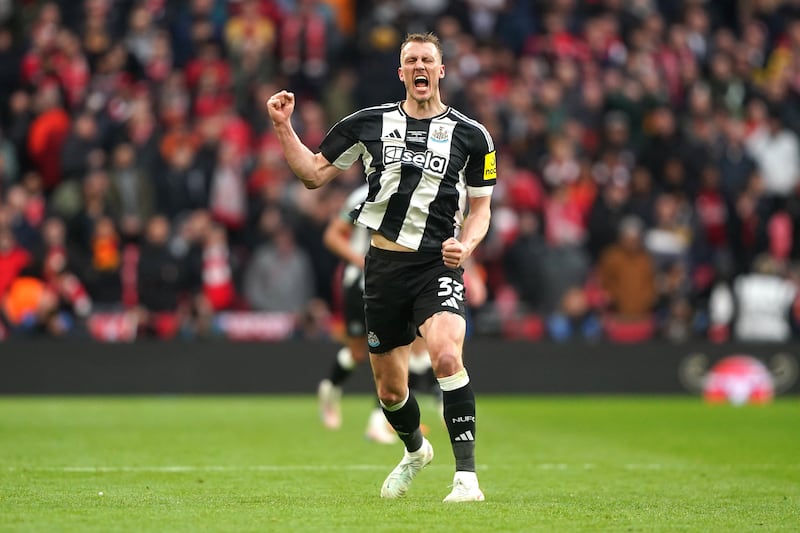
[32,216,92,320]
[185,40,231,93]
[188,219,239,335]
[26,83,71,191]
[0,224,31,298]
[695,165,731,263]
[52,29,90,109]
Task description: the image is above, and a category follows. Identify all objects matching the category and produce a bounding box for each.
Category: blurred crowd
[2,0,800,343]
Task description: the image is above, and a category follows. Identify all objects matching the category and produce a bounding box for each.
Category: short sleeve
[319,113,365,170]
[463,125,496,198]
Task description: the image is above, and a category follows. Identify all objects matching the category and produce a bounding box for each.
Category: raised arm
[266,90,341,189]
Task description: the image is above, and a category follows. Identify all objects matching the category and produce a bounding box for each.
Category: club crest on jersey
[430,126,449,143]
[383,146,447,173]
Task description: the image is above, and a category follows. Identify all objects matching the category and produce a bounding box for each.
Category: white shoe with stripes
[380,437,434,498]
[443,471,485,503]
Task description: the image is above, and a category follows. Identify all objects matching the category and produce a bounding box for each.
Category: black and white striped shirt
[320,102,496,252]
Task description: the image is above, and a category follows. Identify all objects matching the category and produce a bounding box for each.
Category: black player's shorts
[364,246,466,354]
[343,274,367,338]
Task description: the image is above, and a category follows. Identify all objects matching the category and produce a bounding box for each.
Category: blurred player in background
[317,184,441,444]
[268,32,495,502]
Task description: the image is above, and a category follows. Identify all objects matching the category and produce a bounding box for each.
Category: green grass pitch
[1,395,798,532]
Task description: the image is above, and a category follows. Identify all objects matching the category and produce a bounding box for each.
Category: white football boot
[380,437,434,498]
[442,471,485,503]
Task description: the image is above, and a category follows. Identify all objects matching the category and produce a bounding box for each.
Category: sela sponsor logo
[430,126,449,143]
[383,146,446,173]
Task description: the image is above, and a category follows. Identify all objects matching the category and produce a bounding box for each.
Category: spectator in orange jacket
[598,216,658,319]
[1,276,62,335]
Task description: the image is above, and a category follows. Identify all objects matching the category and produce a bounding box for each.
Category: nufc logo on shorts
[383,146,446,173]
[367,331,380,348]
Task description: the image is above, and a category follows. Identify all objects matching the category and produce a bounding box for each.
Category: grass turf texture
[1,396,798,532]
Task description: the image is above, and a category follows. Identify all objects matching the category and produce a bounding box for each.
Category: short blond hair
[400,32,444,62]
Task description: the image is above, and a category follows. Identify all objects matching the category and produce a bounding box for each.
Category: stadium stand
[1,0,800,343]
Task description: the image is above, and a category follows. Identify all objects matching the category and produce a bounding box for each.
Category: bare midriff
[371,232,415,252]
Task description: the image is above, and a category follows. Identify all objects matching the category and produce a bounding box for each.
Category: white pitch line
[7,465,390,473]
[4,464,465,473]
[535,463,799,471]
[4,463,797,474]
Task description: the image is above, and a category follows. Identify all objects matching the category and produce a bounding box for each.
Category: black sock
[407,369,423,392]
[382,392,423,452]
[442,383,476,472]
[328,359,353,387]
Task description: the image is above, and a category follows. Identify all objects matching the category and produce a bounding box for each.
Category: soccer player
[267,32,495,502]
[318,184,441,444]
[317,183,397,444]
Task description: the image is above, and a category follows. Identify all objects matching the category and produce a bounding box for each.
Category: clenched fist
[442,237,468,268]
[266,90,295,126]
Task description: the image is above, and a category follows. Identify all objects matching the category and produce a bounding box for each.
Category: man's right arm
[323,217,365,270]
[267,90,341,189]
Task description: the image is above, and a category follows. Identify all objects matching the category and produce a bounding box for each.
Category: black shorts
[343,273,367,338]
[364,247,466,354]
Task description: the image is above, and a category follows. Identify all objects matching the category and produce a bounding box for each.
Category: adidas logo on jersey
[385,129,402,139]
[383,146,446,173]
[454,430,474,442]
[441,297,459,309]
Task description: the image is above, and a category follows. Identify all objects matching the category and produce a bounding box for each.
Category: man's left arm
[443,124,496,268]
[442,195,491,268]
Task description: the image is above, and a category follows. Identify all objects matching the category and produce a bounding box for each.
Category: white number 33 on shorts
[437,277,464,301]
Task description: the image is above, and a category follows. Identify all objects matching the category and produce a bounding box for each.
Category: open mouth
[414,75,429,88]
